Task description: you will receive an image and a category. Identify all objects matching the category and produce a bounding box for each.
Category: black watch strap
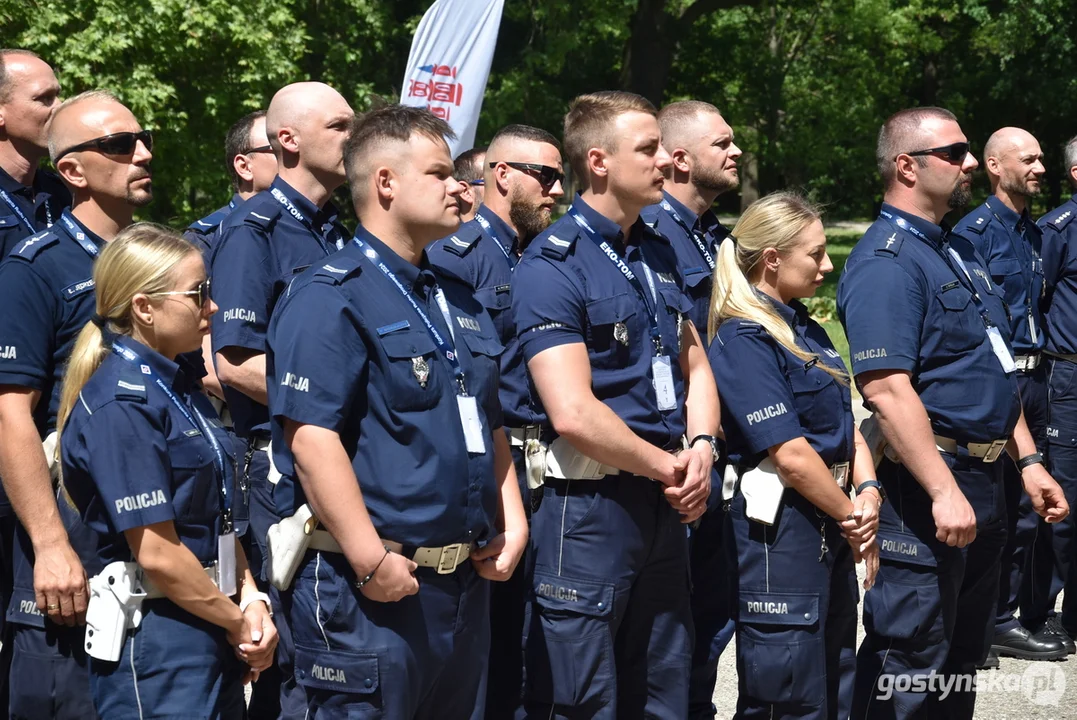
[1017,452,1045,470]
[856,479,885,503]
[690,434,720,462]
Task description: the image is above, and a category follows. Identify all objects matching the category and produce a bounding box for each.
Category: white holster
[266,503,317,590]
[42,431,59,482]
[508,427,547,490]
[251,436,283,485]
[544,437,619,480]
[740,457,788,525]
[859,415,888,468]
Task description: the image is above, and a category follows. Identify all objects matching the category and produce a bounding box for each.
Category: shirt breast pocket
[683,266,712,300]
[168,434,224,524]
[788,363,843,434]
[934,284,982,353]
[585,293,638,369]
[378,329,444,411]
[989,258,1022,286]
[461,331,504,407]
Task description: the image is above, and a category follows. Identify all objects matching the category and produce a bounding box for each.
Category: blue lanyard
[110,341,233,527]
[353,235,469,394]
[568,207,665,354]
[58,212,101,258]
[474,212,516,269]
[0,187,49,234]
[660,200,715,271]
[270,186,336,255]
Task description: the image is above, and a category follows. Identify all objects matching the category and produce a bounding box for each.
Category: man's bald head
[47,90,128,162]
[265,82,351,154]
[984,126,1044,199]
[264,82,353,190]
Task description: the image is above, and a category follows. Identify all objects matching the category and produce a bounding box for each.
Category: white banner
[400,0,505,157]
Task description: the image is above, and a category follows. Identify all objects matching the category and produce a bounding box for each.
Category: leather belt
[250,435,271,452]
[1046,351,1077,364]
[1015,354,1041,372]
[142,564,217,599]
[933,435,1007,463]
[506,425,542,448]
[309,530,473,575]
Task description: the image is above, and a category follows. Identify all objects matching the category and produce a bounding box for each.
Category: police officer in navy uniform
[428,123,564,719]
[0,50,68,258]
[1036,133,1077,654]
[184,110,277,255]
[710,192,880,720]
[57,224,277,718]
[0,89,152,720]
[513,91,720,718]
[454,146,487,224]
[953,127,1068,662]
[209,81,353,718]
[641,99,740,720]
[267,104,528,718]
[839,107,1068,718]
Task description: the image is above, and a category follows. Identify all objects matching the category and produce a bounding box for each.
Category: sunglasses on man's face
[151,278,212,308]
[904,142,970,164]
[55,130,153,162]
[244,144,273,155]
[491,161,565,189]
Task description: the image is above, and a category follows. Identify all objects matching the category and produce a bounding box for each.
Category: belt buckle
[985,440,1007,463]
[832,462,850,490]
[437,543,466,574]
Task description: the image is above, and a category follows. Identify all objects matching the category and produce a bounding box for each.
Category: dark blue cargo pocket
[736,590,823,705]
[864,530,942,641]
[526,572,616,710]
[294,644,383,717]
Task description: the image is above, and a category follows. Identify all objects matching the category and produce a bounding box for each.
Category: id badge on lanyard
[947,247,1016,374]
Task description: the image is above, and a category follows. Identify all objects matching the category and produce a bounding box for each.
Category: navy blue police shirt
[512,195,694,451]
[209,177,347,439]
[184,194,242,256]
[1039,198,1077,355]
[61,340,235,576]
[709,294,853,470]
[837,203,1021,442]
[427,205,539,428]
[641,191,730,341]
[267,228,503,548]
[954,196,1045,353]
[0,164,71,258]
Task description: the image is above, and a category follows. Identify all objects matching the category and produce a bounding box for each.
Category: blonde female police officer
[57,224,277,718]
[707,193,881,719]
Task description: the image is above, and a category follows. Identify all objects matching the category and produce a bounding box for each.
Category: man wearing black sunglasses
[839,107,1068,718]
[428,123,564,718]
[0,49,70,259]
[453,146,486,223]
[0,88,154,720]
[953,128,1066,664]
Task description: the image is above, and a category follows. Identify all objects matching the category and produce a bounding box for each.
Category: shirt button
[297,669,305,679]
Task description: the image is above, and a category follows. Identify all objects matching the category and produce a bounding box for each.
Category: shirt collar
[229,193,243,209]
[880,202,945,245]
[662,191,699,228]
[475,204,518,254]
[572,193,646,249]
[984,195,1026,231]
[0,163,30,197]
[756,288,808,330]
[353,225,437,294]
[116,335,187,390]
[56,209,107,248]
[271,176,322,225]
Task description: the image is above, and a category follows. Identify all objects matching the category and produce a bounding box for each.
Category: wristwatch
[855,479,886,504]
[239,591,273,615]
[1017,452,1045,471]
[690,434,720,463]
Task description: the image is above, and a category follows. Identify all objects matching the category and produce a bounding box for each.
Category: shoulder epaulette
[113,366,148,403]
[312,255,362,285]
[1042,206,1077,232]
[874,230,904,258]
[958,211,991,235]
[240,195,282,231]
[186,206,230,235]
[732,319,765,336]
[440,222,483,257]
[539,227,579,261]
[10,230,59,261]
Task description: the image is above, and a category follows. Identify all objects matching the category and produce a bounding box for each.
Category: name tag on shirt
[458,395,487,454]
[986,326,1017,374]
[217,532,237,597]
[652,355,677,411]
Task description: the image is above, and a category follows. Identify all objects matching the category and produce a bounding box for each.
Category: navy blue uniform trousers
[1039,357,1077,634]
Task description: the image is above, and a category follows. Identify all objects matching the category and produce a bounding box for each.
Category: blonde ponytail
[56,223,199,457]
[708,192,847,384]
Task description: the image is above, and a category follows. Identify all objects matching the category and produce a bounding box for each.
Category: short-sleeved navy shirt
[209,177,348,439]
[61,339,235,576]
[427,205,539,428]
[1039,198,1077,355]
[954,196,1045,353]
[837,203,1021,442]
[0,165,71,258]
[512,195,694,451]
[184,194,241,256]
[267,228,503,548]
[641,191,730,341]
[0,209,101,437]
[709,294,853,469]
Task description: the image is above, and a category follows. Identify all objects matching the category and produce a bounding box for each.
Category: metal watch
[690,434,720,463]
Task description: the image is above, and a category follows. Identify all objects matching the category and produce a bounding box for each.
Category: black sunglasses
[491,161,565,189]
[244,144,273,155]
[56,130,153,162]
[904,142,970,163]
[151,278,212,308]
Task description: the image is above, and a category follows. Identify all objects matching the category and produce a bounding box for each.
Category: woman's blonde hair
[708,191,846,383]
[56,223,199,453]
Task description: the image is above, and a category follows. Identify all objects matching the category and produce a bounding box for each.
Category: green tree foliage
[3,0,1074,225]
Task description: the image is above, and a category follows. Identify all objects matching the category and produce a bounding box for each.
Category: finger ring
[46,604,60,610]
